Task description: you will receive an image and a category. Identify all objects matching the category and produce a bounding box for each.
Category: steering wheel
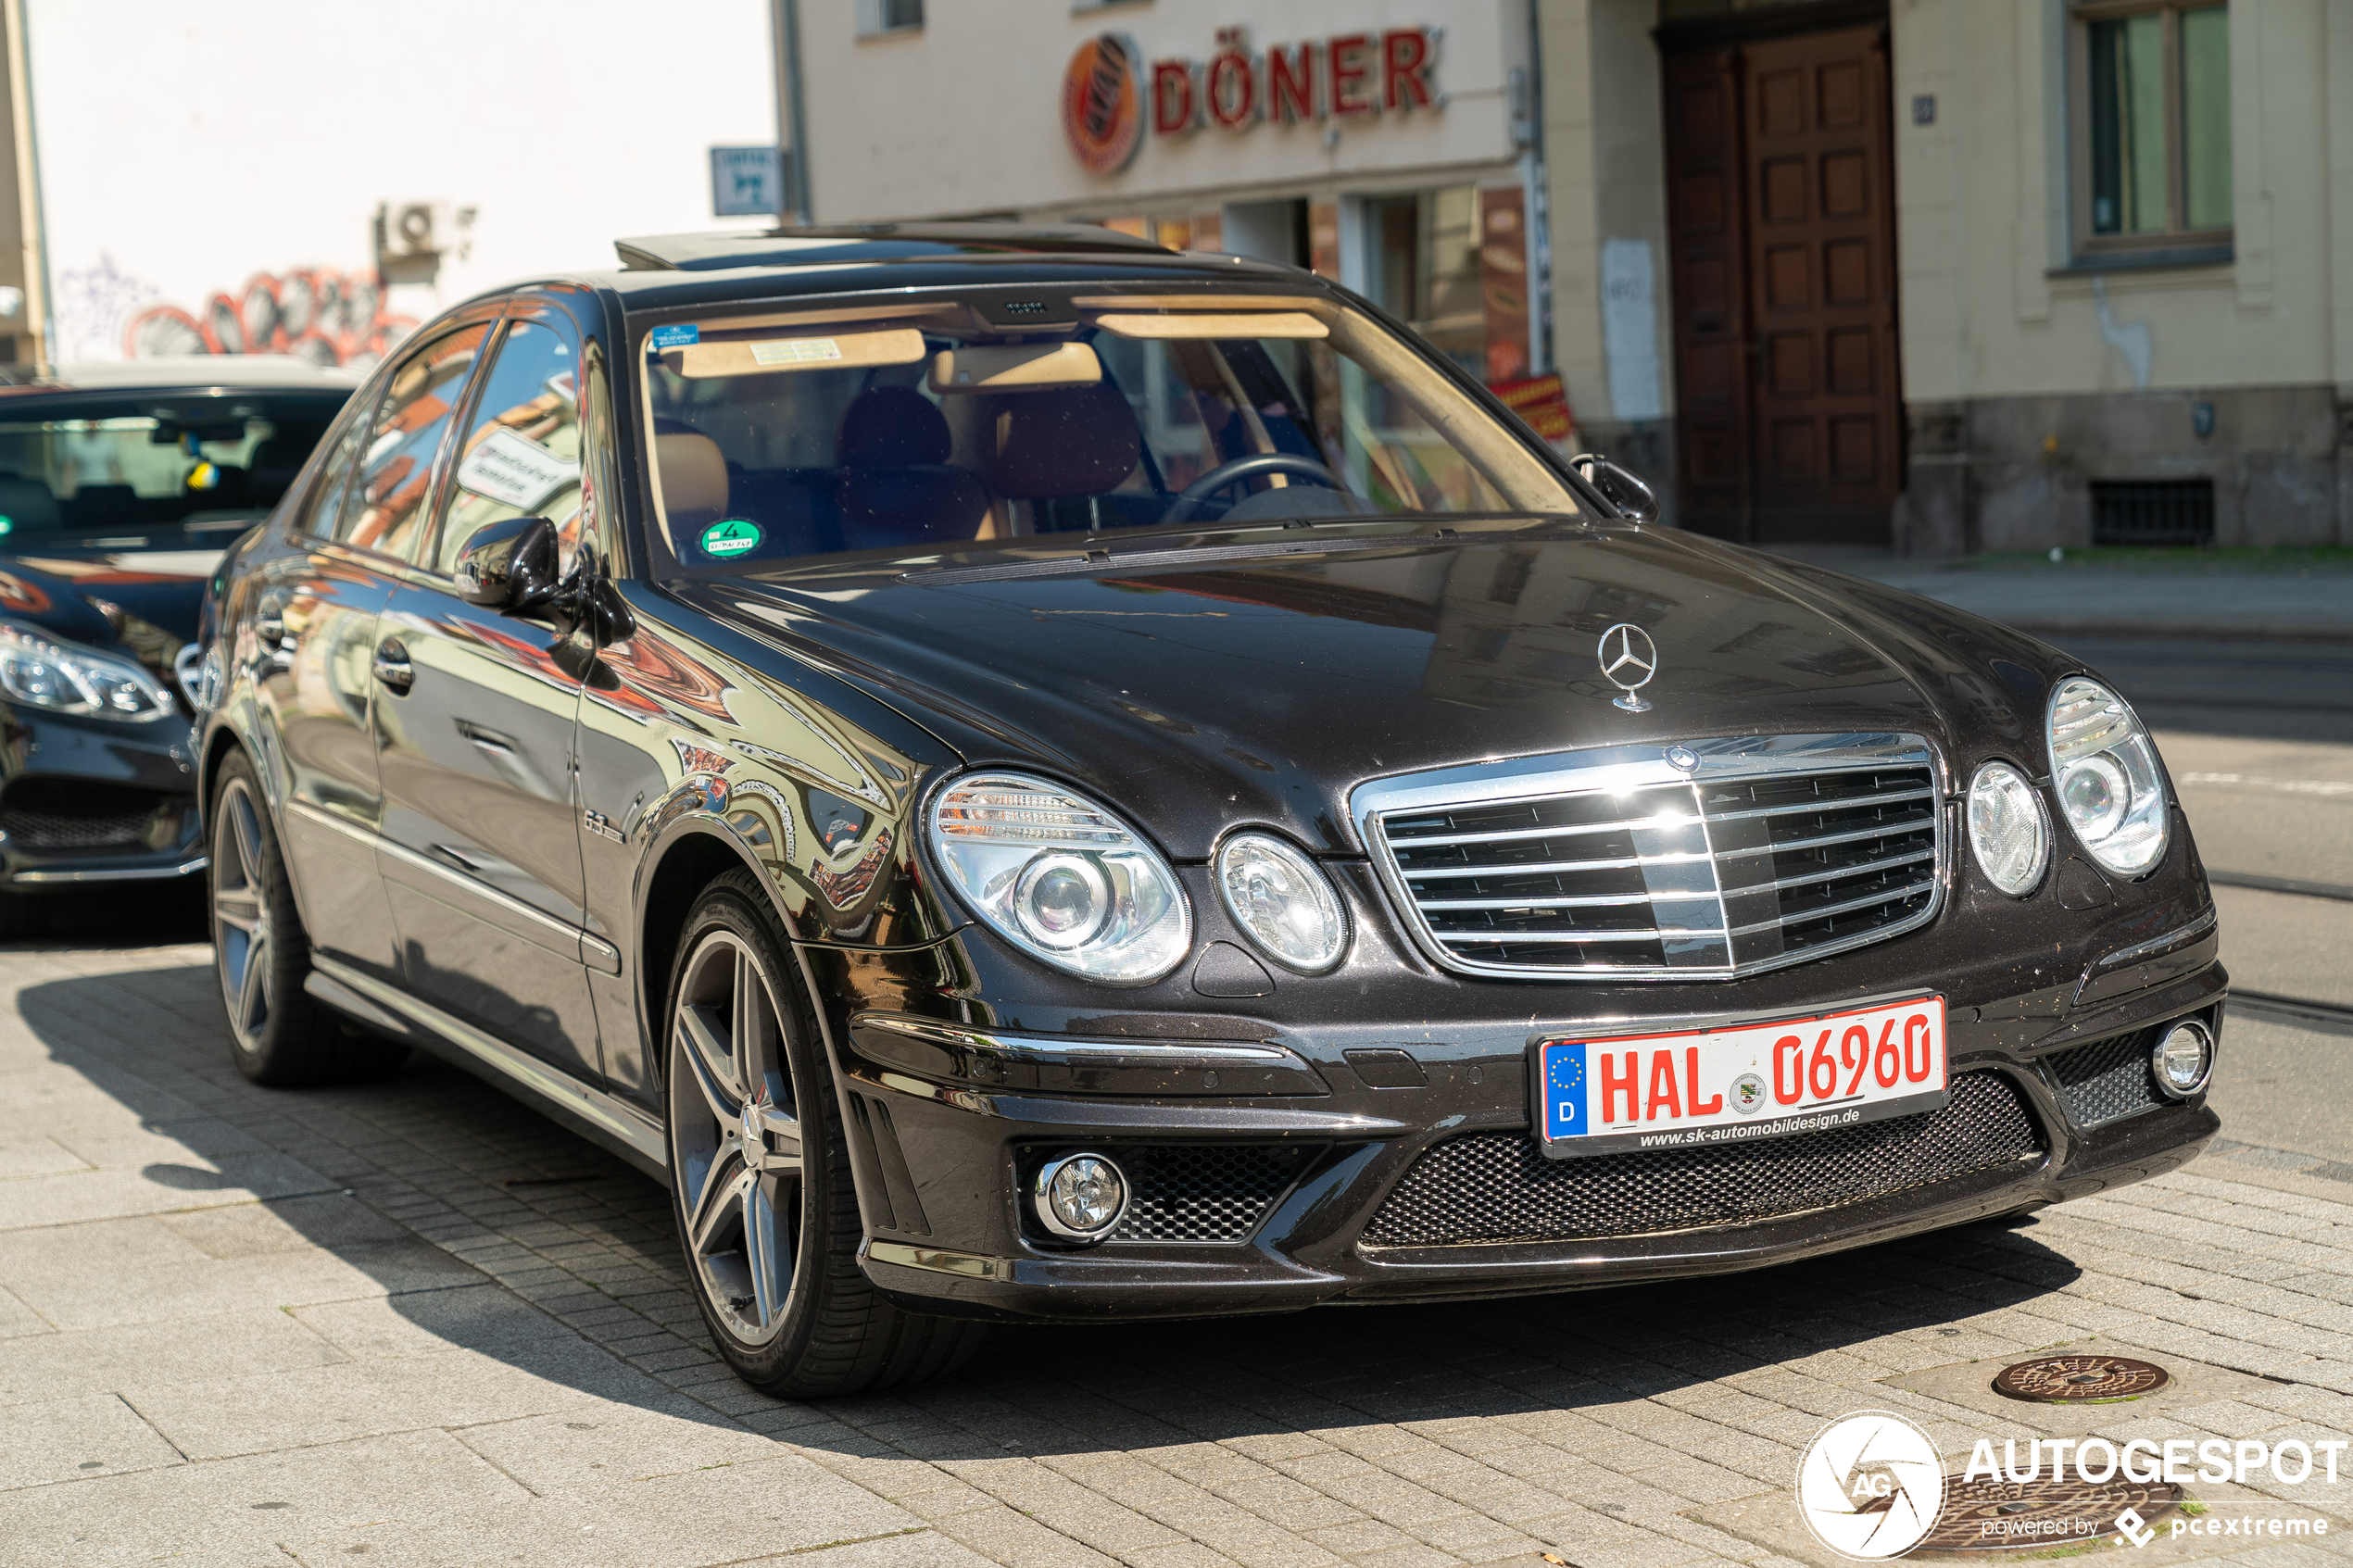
[1161,452,1341,527]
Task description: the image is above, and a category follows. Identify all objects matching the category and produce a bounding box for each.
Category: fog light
[1032,1152,1128,1241]
[2152,1020,2213,1098]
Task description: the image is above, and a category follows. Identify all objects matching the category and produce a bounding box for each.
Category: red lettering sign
[1382,28,1436,111]
[1772,1035,1805,1106]
[1328,32,1377,116]
[1151,59,1196,135]
[1268,41,1318,122]
[1206,48,1257,129]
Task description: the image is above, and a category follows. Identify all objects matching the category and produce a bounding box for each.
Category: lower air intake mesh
[2045,1027,2166,1128]
[1107,1145,1309,1244]
[1361,1072,2044,1248]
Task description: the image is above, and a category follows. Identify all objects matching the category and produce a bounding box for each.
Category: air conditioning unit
[377,201,450,260]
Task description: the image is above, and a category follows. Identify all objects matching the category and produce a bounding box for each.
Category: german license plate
[1530,996,1948,1159]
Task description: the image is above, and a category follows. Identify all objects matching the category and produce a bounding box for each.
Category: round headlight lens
[928,772,1191,984]
[1033,1152,1128,1240]
[1214,832,1349,973]
[2153,1020,2213,1097]
[1968,760,2049,895]
[2047,676,2169,875]
[1013,853,1110,949]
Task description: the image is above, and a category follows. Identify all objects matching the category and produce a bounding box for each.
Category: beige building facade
[783,0,2344,552]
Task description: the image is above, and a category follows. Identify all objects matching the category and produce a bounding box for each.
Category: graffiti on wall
[123,269,415,370]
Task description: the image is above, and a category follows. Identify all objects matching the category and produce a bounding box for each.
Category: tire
[664,870,985,1397]
[209,750,406,1085]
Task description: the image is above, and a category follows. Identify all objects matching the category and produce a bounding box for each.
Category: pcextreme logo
[1795,1411,1945,1560]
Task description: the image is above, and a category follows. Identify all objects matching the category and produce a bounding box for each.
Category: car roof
[546,222,1322,316]
[8,356,365,395]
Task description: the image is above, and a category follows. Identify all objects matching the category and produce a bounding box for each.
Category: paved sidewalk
[1766,550,2353,643]
[4,941,2352,1568]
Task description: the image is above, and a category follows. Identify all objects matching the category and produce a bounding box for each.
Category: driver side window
[425,316,585,576]
[342,325,491,558]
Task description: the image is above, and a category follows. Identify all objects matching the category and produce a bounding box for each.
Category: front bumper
[822,950,2224,1324]
[0,704,204,889]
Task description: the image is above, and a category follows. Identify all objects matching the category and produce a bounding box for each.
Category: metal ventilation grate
[1366,744,1943,980]
[1106,1145,1311,1245]
[2045,1026,2166,1128]
[1361,1072,2045,1248]
[2090,480,2214,546]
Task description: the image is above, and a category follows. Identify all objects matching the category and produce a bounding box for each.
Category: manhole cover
[1993,1353,2171,1403]
[1918,1476,2184,1553]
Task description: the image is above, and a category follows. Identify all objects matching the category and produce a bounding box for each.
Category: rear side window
[298,397,378,538]
[427,317,584,575]
[341,325,491,558]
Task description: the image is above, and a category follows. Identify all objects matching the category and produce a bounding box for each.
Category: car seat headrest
[655,432,729,528]
[982,383,1142,498]
[837,386,951,468]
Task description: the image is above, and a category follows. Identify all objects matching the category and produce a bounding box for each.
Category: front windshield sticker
[750,338,843,367]
[650,323,700,351]
[699,518,762,558]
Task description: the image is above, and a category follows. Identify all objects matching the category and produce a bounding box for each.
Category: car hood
[0,548,217,651]
[685,524,2042,858]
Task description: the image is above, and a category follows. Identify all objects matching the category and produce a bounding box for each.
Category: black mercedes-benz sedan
[0,358,353,932]
[194,224,2221,1396]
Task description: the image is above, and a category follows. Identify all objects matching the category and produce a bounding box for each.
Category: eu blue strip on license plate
[1530,995,1948,1159]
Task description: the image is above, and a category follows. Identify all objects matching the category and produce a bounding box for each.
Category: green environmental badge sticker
[698,519,762,558]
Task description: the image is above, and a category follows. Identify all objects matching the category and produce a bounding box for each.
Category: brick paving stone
[9,942,2353,1567]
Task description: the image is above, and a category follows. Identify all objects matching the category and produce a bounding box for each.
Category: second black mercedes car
[195,224,2222,1396]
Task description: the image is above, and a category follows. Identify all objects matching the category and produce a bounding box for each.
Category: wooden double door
[1663,19,1902,545]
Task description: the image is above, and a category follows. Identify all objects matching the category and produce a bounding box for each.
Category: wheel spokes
[228,791,263,891]
[675,1002,743,1133]
[214,885,260,933]
[744,1173,784,1326]
[687,1156,755,1259]
[236,929,270,1033]
[732,950,771,1089]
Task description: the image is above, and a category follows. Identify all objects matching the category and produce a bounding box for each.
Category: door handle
[371,637,414,695]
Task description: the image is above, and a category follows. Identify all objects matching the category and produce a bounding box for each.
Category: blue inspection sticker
[650,323,700,351]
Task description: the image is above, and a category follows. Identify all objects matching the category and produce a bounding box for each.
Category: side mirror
[1570,454,1661,524]
[454,515,557,611]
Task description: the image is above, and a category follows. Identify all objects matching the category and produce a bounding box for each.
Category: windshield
[0,392,347,546]
[640,294,1578,571]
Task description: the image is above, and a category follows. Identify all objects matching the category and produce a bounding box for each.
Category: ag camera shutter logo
[1796,1411,1946,1560]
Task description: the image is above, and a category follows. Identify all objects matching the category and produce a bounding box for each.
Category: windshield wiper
[905,527,1471,586]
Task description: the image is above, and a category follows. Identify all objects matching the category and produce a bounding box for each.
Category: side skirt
[308,955,669,1184]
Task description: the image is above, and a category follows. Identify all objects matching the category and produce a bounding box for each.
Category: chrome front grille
[1353,734,1947,980]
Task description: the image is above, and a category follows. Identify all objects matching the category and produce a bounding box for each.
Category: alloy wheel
[668,928,805,1347]
[211,776,274,1050]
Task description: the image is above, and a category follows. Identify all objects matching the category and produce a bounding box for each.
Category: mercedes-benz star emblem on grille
[1666,745,1699,771]
[1597,622,1658,712]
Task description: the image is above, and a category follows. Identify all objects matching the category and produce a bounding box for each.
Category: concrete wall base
[1896,386,2345,556]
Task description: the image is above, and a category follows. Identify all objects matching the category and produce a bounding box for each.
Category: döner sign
[1061,25,1441,170]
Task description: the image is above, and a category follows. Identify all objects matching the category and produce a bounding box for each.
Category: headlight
[0,622,177,722]
[928,772,1191,983]
[1967,760,2049,896]
[2047,676,2168,875]
[1214,831,1349,972]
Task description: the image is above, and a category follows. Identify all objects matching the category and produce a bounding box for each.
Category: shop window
[1362,187,1484,378]
[2070,2,2231,257]
[857,0,923,37]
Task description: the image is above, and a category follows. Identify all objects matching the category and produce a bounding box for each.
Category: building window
[2070,2,2231,254]
[857,0,923,37]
